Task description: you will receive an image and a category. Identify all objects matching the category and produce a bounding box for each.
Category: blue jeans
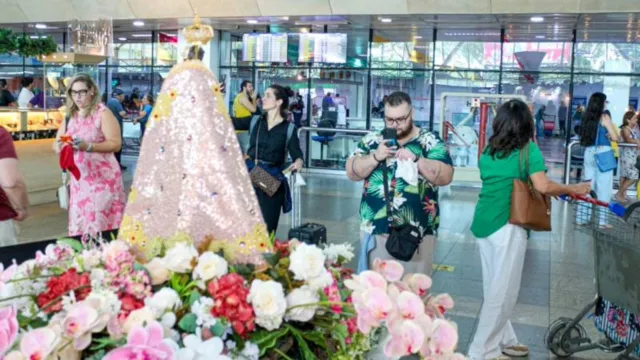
[583,146,614,225]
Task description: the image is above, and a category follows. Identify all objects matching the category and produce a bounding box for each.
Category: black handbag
[635,156,640,172]
[381,160,422,262]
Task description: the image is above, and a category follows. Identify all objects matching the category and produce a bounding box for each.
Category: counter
[14,139,61,206]
[0,108,63,141]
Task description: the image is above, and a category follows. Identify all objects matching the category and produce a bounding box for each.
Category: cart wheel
[546,317,588,358]
[623,201,640,226]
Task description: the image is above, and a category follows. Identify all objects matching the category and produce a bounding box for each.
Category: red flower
[208,274,255,337]
[119,293,145,321]
[274,240,290,257]
[36,269,91,313]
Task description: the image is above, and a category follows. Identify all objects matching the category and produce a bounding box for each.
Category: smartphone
[382,128,398,148]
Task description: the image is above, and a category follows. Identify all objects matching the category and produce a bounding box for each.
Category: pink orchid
[426,294,455,317]
[353,287,393,334]
[420,319,459,357]
[103,321,176,360]
[396,291,426,321]
[0,307,19,356]
[16,327,59,360]
[344,270,387,292]
[373,259,404,282]
[387,281,410,302]
[403,273,433,297]
[384,319,425,358]
[62,300,110,350]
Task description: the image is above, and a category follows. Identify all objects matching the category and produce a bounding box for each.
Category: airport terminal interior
[2,1,640,359]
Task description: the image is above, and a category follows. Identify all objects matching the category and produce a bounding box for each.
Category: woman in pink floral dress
[54,74,126,238]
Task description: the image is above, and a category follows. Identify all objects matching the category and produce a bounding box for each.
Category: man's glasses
[70,89,89,98]
[384,111,412,126]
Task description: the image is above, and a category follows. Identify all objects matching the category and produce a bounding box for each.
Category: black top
[0,90,15,106]
[233,115,304,168]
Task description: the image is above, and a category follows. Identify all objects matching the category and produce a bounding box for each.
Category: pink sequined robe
[66,104,126,237]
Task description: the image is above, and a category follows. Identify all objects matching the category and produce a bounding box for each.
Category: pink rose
[0,307,19,356]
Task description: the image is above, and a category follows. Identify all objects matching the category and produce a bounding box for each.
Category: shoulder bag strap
[381,157,394,232]
[62,114,71,176]
[284,123,295,164]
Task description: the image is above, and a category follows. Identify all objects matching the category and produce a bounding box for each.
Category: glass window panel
[435,41,500,70]
[112,32,153,67]
[574,39,640,74]
[502,42,572,72]
[372,29,432,69]
[155,31,179,67]
[370,70,431,131]
[310,68,367,129]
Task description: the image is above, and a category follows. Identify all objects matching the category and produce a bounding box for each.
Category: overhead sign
[70,18,113,57]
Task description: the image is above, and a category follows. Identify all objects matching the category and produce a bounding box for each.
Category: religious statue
[118,15,271,264]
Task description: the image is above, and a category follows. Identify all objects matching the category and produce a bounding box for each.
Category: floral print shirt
[353,128,453,237]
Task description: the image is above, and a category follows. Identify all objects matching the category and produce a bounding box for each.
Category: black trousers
[255,184,285,235]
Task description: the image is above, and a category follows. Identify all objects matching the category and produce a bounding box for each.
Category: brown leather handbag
[509,143,552,231]
[249,120,282,197]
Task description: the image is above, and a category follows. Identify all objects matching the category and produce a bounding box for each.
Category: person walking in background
[107,88,128,171]
[54,74,126,239]
[0,127,29,245]
[469,99,590,360]
[578,92,619,226]
[558,100,568,137]
[134,94,154,139]
[232,85,303,234]
[17,78,35,108]
[535,105,545,138]
[615,111,640,203]
[346,91,454,275]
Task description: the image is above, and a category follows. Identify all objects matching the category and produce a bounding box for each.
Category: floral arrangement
[0,237,463,360]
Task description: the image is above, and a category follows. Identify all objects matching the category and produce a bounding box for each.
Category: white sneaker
[502,344,529,357]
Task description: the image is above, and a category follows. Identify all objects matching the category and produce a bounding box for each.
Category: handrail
[296,126,371,139]
[564,141,639,184]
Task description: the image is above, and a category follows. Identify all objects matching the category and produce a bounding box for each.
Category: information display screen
[242,34,288,63]
[298,33,347,64]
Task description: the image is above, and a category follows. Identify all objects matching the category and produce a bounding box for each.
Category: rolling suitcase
[286,171,328,245]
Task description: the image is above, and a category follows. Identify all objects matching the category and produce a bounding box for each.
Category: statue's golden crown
[183,14,213,45]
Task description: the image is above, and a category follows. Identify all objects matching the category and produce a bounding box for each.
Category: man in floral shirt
[346,92,453,275]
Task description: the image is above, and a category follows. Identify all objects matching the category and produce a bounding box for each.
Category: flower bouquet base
[0,237,465,360]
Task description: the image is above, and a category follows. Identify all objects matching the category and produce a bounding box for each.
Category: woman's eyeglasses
[70,89,89,98]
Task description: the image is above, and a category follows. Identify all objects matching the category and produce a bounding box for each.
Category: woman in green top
[468,100,590,360]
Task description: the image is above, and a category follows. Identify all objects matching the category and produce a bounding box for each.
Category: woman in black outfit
[233,85,304,234]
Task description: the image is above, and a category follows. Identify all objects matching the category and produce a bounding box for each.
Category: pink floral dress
[66,104,126,237]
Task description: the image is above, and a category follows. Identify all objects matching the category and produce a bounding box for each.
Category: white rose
[123,307,156,333]
[307,269,334,291]
[193,252,228,282]
[81,249,102,270]
[144,258,170,285]
[288,243,326,281]
[247,280,287,331]
[323,244,355,264]
[162,243,198,273]
[285,286,319,323]
[145,288,182,317]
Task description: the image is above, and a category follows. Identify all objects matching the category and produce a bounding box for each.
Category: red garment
[0,129,18,221]
[59,145,81,180]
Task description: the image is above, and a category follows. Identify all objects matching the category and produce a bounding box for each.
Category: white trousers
[468,224,527,360]
[583,146,614,225]
[0,219,17,247]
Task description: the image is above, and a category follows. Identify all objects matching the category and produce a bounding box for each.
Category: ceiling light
[247,20,258,24]
[35,24,47,29]
[281,16,289,21]
[119,37,127,41]
[414,36,423,39]
[133,20,144,27]
[535,35,546,39]
[131,34,152,38]
[300,28,309,33]
[380,18,392,23]
[530,16,544,23]
[29,35,39,39]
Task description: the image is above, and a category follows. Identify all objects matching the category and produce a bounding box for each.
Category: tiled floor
[15,156,627,360]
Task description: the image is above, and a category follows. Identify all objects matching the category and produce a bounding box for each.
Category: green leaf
[178,313,198,334]
[333,324,349,351]
[188,290,201,307]
[57,238,84,252]
[250,327,290,356]
[287,325,316,360]
[404,185,420,195]
[373,207,387,220]
[84,350,106,360]
[232,264,254,277]
[302,331,328,350]
[263,253,280,267]
[210,322,226,337]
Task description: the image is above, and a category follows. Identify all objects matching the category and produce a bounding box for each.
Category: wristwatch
[86,143,94,152]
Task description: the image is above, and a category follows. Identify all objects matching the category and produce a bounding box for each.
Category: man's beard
[397,122,415,140]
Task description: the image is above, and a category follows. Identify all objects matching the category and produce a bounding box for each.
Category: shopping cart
[546,195,640,358]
